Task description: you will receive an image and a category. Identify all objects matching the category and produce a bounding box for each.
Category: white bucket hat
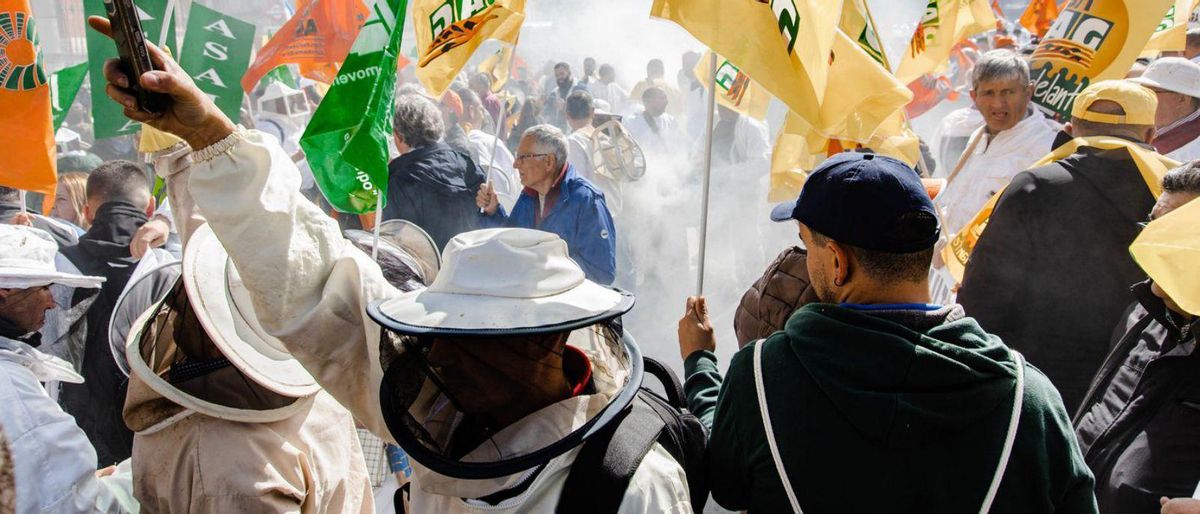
[369,228,633,335]
[0,225,103,289]
[1130,57,1200,99]
[177,224,319,397]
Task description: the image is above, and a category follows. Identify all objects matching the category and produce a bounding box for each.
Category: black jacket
[1074,282,1200,514]
[383,143,487,250]
[58,201,147,466]
[958,146,1156,412]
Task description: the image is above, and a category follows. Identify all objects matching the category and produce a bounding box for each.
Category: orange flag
[1019,0,1060,38]
[241,0,369,91]
[0,0,55,197]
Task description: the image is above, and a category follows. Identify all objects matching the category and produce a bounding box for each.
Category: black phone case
[102,0,171,114]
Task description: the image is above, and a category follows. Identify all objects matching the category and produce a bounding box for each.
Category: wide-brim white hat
[182,224,319,397]
[369,228,633,335]
[1130,57,1200,99]
[0,225,103,289]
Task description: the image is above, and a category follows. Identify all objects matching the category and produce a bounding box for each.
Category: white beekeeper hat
[0,225,103,289]
[369,228,633,335]
[1130,57,1200,99]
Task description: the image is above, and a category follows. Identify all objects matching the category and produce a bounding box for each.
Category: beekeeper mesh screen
[378,320,632,473]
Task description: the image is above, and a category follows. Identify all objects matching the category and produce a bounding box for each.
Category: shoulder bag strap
[978,350,1025,514]
[754,340,804,513]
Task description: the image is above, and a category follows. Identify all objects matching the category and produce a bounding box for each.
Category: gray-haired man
[476,124,618,284]
[385,94,488,249]
[936,49,1061,237]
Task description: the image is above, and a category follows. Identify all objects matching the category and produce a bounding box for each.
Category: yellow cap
[1070,80,1157,126]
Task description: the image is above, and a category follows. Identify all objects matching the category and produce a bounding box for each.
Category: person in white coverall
[936,50,1060,237]
[91,17,692,514]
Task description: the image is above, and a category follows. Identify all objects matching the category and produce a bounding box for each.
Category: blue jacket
[481,165,617,284]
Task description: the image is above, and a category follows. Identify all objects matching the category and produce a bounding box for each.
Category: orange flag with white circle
[0,0,55,196]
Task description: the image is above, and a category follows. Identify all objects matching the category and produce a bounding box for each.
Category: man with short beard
[678,152,1097,513]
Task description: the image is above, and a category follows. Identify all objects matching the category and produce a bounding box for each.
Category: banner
[859,0,928,73]
[1030,0,1175,117]
[0,0,55,195]
[1019,0,1061,38]
[1145,0,1200,52]
[1131,197,1200,316]
[179,4,255,121]
[84,0,179,139]
[50,62,88,130]
[693,51,771,121]
[651,0,839,128]
[896,0,996,84]
[476,42,514,93]
[240,0,369,91]
[300,0,408,214]
[414,0,526,97]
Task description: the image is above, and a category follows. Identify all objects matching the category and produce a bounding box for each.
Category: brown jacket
[733,247,819,347]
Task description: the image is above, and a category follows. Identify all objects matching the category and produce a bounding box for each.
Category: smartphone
[102,0,171,114]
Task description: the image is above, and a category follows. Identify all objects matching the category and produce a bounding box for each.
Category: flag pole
[373,193,382,261]
[17,190,26,215]
[696,51,718,296]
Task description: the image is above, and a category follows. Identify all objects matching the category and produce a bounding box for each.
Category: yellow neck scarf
[941,136,1179,282]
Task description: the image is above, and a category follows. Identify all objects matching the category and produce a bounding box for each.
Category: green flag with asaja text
[300,0,408,214]
[178,3,255,121]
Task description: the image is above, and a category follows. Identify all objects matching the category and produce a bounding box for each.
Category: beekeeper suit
[0,225,136,513]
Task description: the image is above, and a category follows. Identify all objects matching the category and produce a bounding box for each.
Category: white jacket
[0,337,134,513]
[165,129,692,514]
[937,110,1060,235]
[1167,136,1200,163]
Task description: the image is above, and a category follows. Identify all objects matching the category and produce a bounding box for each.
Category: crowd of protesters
[2,13,1200,514]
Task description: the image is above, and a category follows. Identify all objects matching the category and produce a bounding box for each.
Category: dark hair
[647,59,664,75]
[1188,28,1200,48]
[810,229,934,284]
[1163,161,1200,194]
[565,90,594,120]
[87,160,150,205]
[641,86,667,103]
[0,186,18,203]
[554,62,570,72]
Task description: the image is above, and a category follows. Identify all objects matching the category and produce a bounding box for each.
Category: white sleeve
[1,364,133,513]
[182,129,398,440]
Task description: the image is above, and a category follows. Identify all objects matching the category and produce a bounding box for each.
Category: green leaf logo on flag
[50,62,88,131]
[178,4,255,121]
[300,0,409,214]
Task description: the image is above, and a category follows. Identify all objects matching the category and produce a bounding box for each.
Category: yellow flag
[138,125,184,153]
[476,43,515,93]
[692,51,772,121]
[1030,0,1176,117]
[650,0,840,125]
[942,136,1178,282]
[896,0,997,84]
[414,0,525,97]
[1130,197,1200,316]
[1144,0,1200,53]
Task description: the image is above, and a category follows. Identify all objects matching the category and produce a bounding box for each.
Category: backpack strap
[754,340,804,513]
[556,399,666,514]
[979,350,1025,514]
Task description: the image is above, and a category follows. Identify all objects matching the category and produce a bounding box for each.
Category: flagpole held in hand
[696,51,717,296]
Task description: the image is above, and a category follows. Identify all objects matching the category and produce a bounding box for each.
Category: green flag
[178,4,255,121]
[84,0,179,139]
[300,0,408,214]
[50,63,88,131]
[264,64,299,89]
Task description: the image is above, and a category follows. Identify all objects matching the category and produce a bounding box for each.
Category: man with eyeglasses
[477,124,618,285]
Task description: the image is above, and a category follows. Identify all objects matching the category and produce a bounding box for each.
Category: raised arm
[90,16,398,440]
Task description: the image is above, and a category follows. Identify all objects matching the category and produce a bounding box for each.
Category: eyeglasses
[515,153,552,164]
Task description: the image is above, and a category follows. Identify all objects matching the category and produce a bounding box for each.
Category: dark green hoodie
[685,304,1097,513]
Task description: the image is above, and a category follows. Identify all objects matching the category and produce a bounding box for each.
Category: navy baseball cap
[769,152,941,253]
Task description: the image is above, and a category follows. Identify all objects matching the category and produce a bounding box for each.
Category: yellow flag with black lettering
[693,51,771,121]
[896,0,996,84]
[414,0,525,97]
